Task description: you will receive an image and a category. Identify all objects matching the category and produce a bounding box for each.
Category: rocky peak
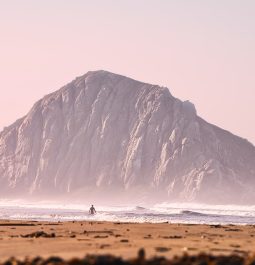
[0,71,254,204]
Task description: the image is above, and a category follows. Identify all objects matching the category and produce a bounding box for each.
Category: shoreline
[0,220,254,261]
[0,219,253,225]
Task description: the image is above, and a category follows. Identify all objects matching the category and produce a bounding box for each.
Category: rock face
[0,70,255,203]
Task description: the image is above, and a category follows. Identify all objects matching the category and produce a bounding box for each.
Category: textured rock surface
[0,70,255,203]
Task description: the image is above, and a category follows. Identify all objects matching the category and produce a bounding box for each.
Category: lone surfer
[89,205,96,215]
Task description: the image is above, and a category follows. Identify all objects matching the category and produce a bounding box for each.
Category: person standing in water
[89,205,96,215]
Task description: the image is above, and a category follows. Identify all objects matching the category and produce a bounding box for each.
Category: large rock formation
[0,70,255,203]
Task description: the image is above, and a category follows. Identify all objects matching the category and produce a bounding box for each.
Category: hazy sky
[0,0,254,144]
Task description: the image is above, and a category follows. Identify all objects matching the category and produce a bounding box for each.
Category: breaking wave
[180,210,209,216]
[0,200,255,225]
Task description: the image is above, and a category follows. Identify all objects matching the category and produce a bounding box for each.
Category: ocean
[0,200,255,225]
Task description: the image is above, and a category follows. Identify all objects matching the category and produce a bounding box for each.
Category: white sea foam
[0,200,255,225]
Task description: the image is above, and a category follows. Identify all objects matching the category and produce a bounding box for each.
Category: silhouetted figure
[89,205,96,215]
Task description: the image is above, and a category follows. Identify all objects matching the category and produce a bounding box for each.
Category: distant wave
[1,202,255,225]
[135,206,147,211]
[180,210,209,217]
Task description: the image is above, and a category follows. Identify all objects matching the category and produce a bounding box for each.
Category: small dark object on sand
[225,228,242,232]
[100,244,110,249]
[94,235,108,238]
[21,231,56,238]
[161,235,182,239]
[155,247,171,253]
[210,225,222,228]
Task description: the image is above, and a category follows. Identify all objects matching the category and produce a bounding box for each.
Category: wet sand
[0,220,254,261]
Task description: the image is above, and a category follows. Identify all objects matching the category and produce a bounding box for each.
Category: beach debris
[44,256,64,264]
[0,253,249,265]
[161,235,182,239]
[100,244,110,249]
[155,247,170,252]
[210,224,222,228]
[138,248,145,260]
[233,249,248,255]
[0,223,36,227]
[20,231,56,238]
[182,247,198,252]
[225,228,242,232]
[94,235,108,238]
[230,244,241,248]
[83,230,113,235]
[120,239,129,243]
[210,247,231,252]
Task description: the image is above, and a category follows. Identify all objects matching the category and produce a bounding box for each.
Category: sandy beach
[0,220,254,261]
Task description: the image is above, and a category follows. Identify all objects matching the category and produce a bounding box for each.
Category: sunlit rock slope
[0,70,255,203]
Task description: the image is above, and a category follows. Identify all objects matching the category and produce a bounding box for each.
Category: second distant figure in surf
[89,205,96,215]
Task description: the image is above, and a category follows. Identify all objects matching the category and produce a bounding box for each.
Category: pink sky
[0,0,254,144]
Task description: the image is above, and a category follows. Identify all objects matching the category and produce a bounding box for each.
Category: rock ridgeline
[0,70,255,203]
